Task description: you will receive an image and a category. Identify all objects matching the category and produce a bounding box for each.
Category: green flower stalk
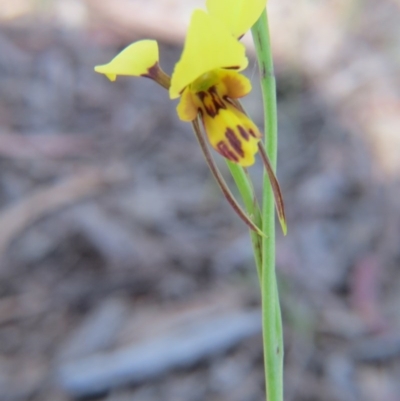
[252,9,285,401]
[94,1,285,400]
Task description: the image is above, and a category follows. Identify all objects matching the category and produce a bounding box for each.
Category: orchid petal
[206,0,267,38]
[170,10,248,99]
[95,40,159,81]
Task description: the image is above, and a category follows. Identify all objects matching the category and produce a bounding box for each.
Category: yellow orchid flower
[93,0,286,234]
[95,0,267,167]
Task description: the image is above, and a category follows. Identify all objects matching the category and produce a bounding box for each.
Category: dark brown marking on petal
[224,66,241,70]
[197,87,226,118]
[209,86,226,113]
[217,140,239,162]
[204,105,216,118]
[225,128,244,157]
[237,125,249,141]
[197,91,216,117]
[249,129,257,138]
[197,91,207,102]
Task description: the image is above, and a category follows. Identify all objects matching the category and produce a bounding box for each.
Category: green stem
[226,161,263,279]
[251,9,284,401]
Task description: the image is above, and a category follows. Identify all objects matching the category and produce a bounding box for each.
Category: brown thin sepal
[192,119,266,237]
[258,143,287,235]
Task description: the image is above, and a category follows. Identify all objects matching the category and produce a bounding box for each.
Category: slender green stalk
[251,9,284,401]
[226,161,263,279]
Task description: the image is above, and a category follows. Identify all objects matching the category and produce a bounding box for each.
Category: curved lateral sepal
[192,118,265,237]
[258,142,287,235]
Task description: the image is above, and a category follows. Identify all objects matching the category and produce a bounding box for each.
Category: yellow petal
[206,0,267,38]
[201,102,262,166]
[189,69,251,99]
[169,10,248,99]
[177,87,198,121]
[94,40,159,81]
[219,70,252,99]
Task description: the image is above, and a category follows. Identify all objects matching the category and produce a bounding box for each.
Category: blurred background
[0,0,399,400]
